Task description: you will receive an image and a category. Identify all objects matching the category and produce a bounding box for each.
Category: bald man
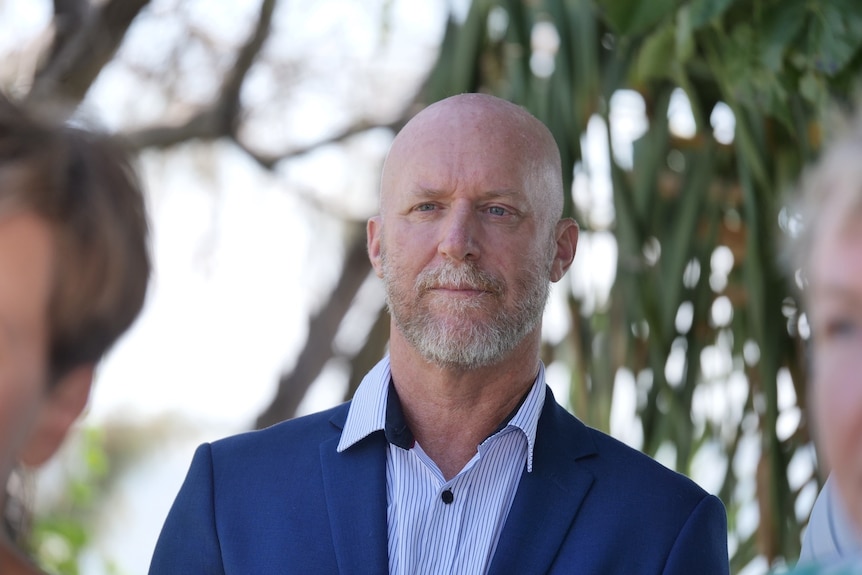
[150,94,728,574]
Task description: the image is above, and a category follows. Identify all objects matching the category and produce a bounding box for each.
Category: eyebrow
[410,186,523,200]
[409,186,445,198]
[810,284,862,307]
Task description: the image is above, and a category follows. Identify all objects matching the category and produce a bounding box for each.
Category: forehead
[382,102,548,201]
[809,213,862,298]
[397,99,539,156]
[397,138,532,192]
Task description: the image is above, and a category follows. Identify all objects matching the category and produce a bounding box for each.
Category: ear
[367,216,384,278]
[19,364,95,467]
[549,218,579,283]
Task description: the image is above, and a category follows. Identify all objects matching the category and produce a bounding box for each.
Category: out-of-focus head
[367,93,577,369]
[790,126,862,534]
[0,94,150,383]
[0,93,150,469]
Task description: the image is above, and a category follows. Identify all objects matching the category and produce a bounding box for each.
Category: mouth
[417,263,504,298]
[430,286,492,296]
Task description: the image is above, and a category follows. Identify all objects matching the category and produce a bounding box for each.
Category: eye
[826,318,858,339]
[814,314,862,346]
[415,203,437,212]
[487,205,509,216]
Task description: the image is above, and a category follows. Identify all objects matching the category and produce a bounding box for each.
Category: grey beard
[382,255,551,370]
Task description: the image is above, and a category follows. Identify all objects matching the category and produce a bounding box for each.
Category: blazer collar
[321,407,389,574]
[487,388,598,575]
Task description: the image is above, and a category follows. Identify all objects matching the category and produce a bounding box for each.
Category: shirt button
[441,489,454,504]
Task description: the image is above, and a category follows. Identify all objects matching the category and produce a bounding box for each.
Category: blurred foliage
[28,428,121,575]
[423,0,862,571]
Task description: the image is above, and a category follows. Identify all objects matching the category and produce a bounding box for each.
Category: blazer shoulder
[209,401,350,464]
[588,426,708,496]
[502,397,728,574]
[542,397,712,503]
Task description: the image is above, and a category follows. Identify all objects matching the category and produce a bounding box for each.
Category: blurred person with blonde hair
[787,120,862,573]
[0,93,150,574]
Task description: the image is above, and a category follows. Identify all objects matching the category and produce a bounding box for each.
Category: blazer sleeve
[148,443,227,575]
[662,493,729,575]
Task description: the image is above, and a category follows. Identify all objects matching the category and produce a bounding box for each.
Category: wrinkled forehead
[395,96,545,155]
[380,96,562,209]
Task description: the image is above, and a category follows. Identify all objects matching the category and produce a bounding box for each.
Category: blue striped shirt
[338,356,546,574]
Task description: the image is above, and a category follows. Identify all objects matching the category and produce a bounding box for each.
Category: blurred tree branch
[124,0,276,150]
[255,223,373,429]
[250,78,431,426]
[28,0,151,109]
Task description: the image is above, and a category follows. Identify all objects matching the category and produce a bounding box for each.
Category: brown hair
[0,94,150,382]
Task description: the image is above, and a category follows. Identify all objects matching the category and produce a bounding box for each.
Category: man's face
[0,212,53,474]
[369,106,560,370]
[809,211,862,534]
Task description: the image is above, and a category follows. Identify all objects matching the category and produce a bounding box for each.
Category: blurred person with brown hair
[786,122,862,574]
[0,93,150,574]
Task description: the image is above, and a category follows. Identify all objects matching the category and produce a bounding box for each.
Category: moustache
[415,263,504,295]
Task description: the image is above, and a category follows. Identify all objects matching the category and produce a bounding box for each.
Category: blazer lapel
[320,410,389,575]
[488,390,598,575]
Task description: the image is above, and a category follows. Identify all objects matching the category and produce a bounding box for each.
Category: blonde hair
[786,121,862,290]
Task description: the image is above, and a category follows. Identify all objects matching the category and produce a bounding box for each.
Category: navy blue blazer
[149,388,729,574]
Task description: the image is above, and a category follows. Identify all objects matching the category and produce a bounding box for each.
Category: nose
[438,203,479,262]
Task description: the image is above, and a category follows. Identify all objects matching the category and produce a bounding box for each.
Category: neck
[388,330,541,480]
[0,544,40,575]
[0,489,40,575]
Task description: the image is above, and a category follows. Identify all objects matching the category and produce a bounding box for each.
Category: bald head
[380,94,565,226]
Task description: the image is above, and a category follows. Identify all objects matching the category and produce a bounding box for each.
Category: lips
[416,263,503,296]
[430,287,492,299]
[433,283,490,292]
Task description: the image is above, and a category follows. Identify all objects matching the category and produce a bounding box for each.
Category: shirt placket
[414,473,471,574]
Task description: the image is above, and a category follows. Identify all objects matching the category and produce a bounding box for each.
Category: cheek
[812,356,862,476]
[383,229,436,274]
[0,373,44,463]
[0,338,51,458]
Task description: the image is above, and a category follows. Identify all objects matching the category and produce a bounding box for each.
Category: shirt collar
[337,355,547,472]
[336,356,392,452]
